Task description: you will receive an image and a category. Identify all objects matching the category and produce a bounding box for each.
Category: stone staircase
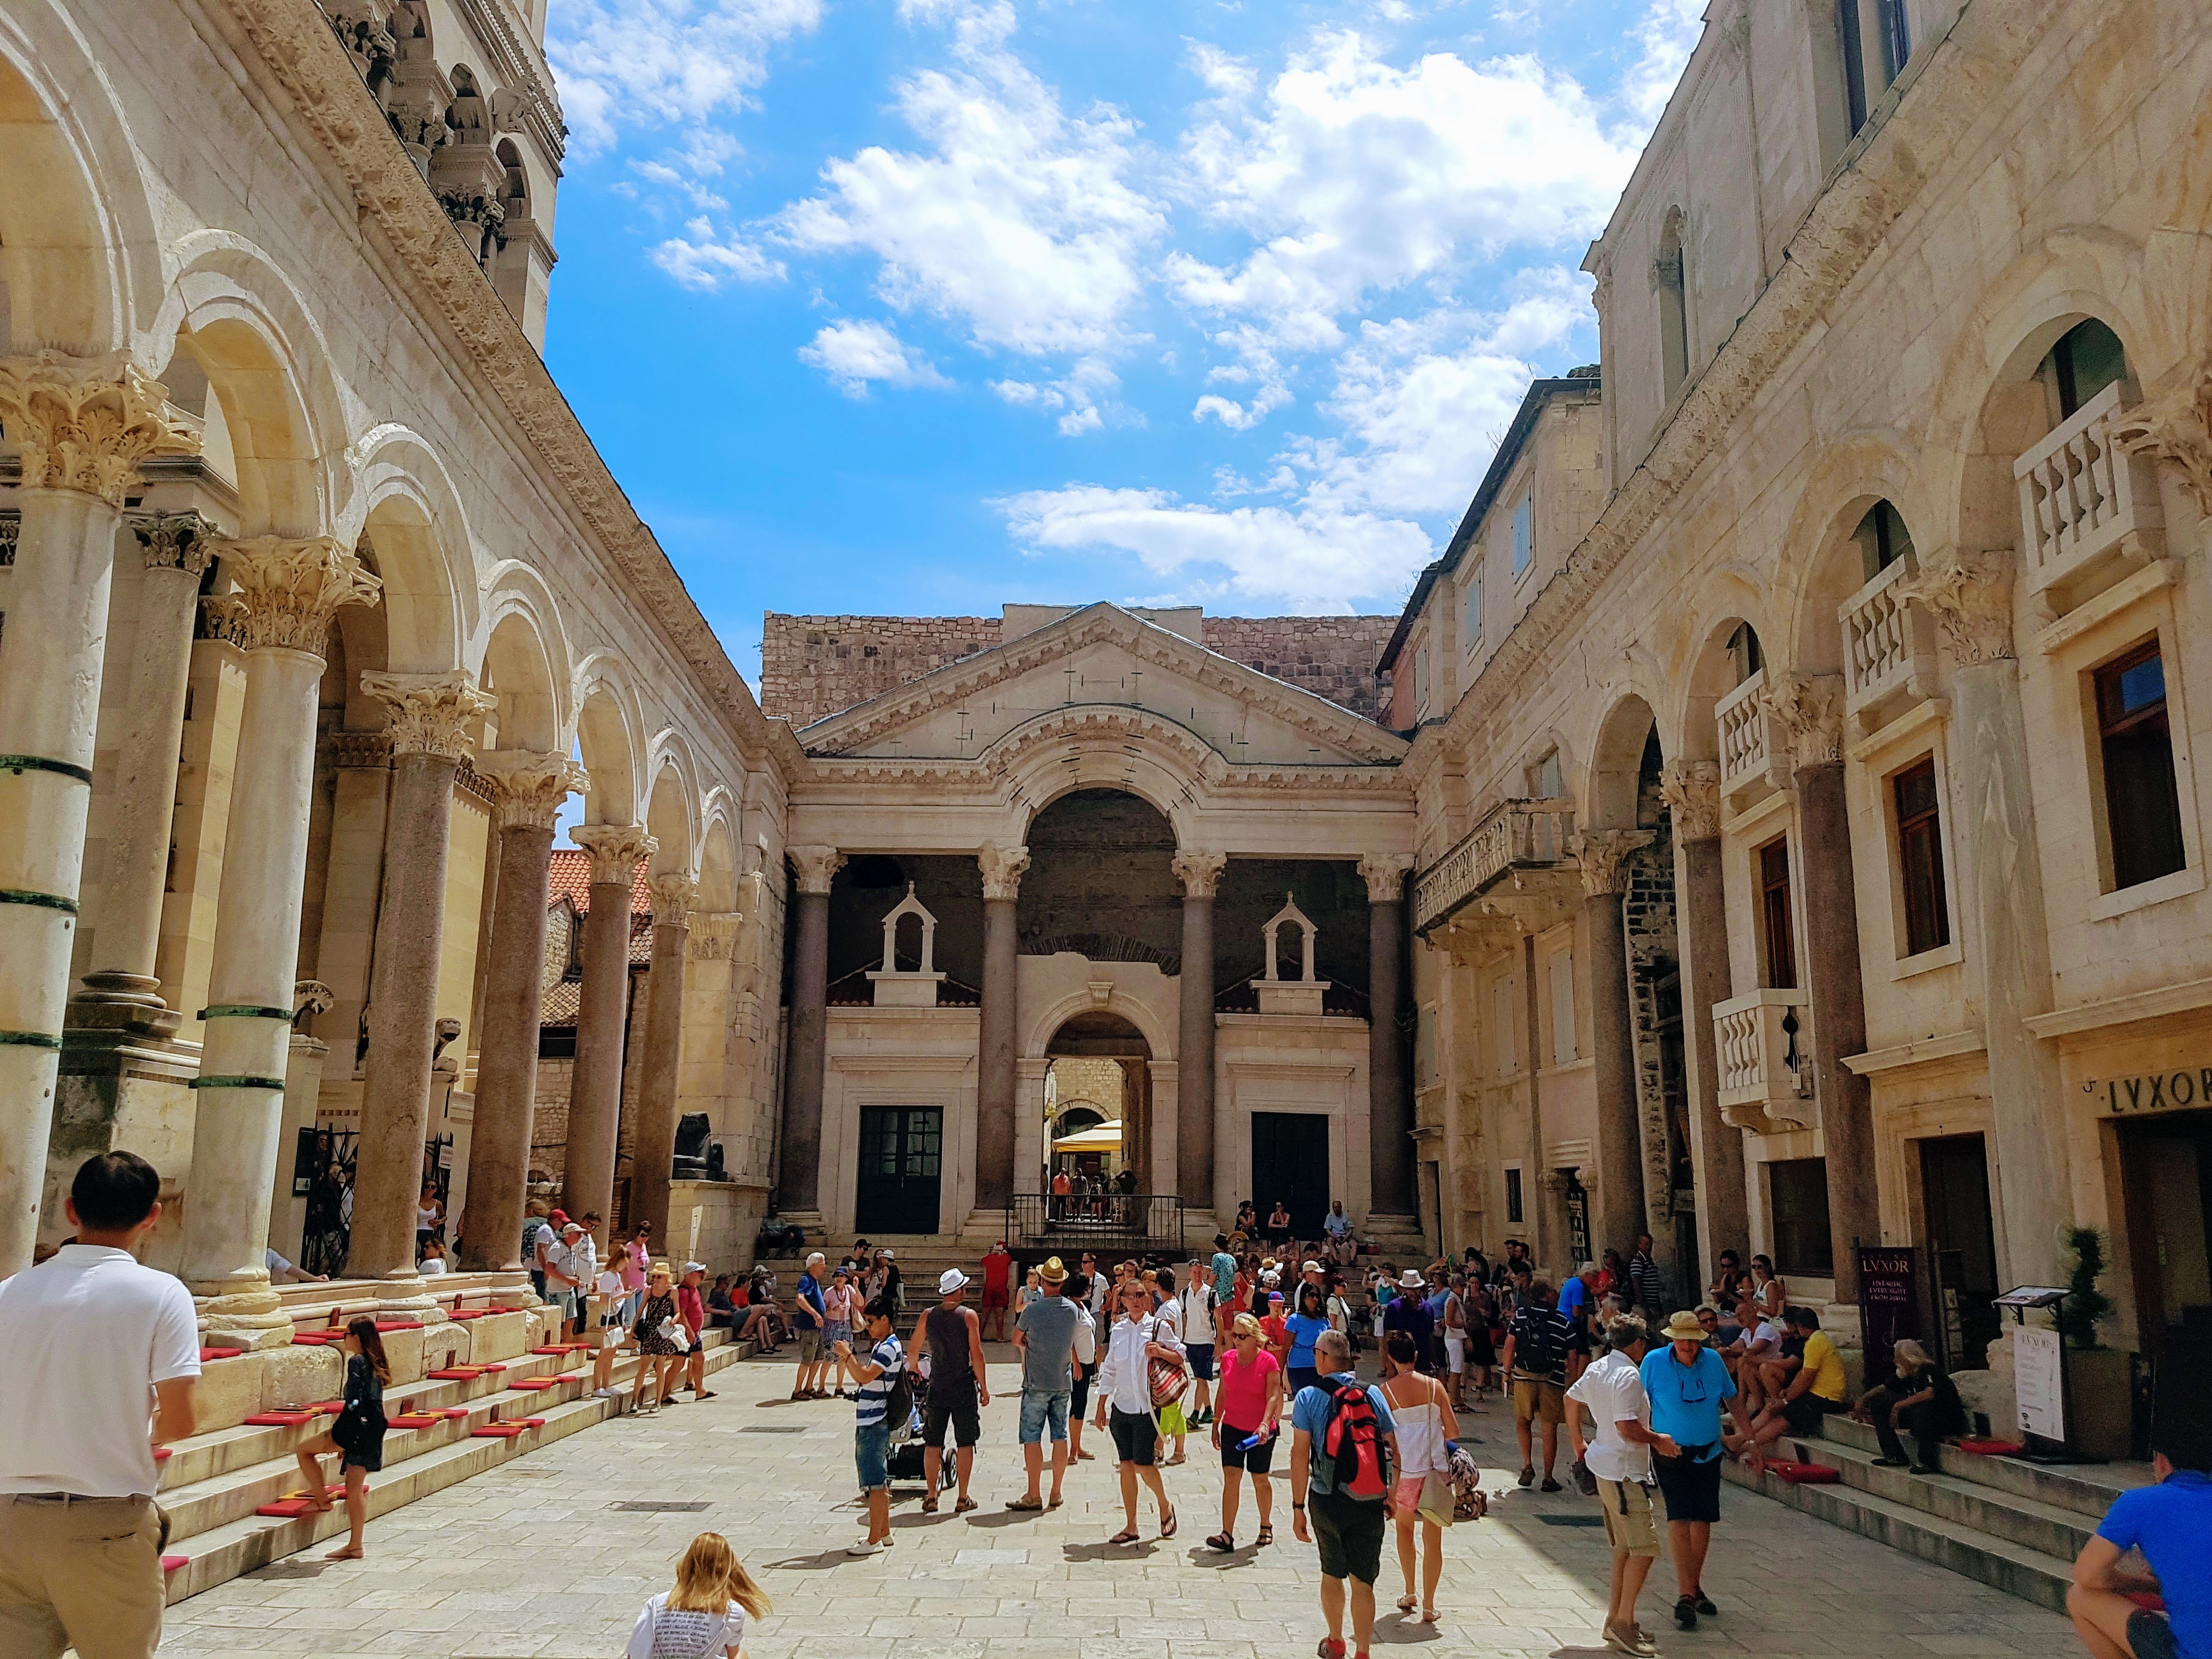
[1722,1411,2154,1610]
[159,1323,758,1606]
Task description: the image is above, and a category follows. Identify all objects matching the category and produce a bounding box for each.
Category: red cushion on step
[162,1555,188,1573]
[309,1402,343,1414]
[523,1416,546,1427]
[471,1423,529,1438]
[1955,1438,2025,1456]
[388,1413,442,1429]
[372,1319,424,1332]
[509,1378,560,1390]
[153,1447,171,1463]
[199,1347,243,1362]
[244,1411,315,1426]
[449,1309,488,1320]
[1765,1460,1841,1485]
[291,1334,336,1346]
[426,1368,482,1380]
[480,1363,507,1373]
[529,1345,568,1355]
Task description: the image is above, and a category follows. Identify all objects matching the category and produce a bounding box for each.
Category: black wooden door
[1920,1134,2000,1369]
[1251,1113,1330,1239]
[857,1107,943,1235]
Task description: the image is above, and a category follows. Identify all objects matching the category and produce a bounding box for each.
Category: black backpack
[882,1347,915,1430]
[1516,1308,1561,1378]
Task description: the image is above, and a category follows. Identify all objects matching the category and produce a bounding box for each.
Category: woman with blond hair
[626,1531,772,1658]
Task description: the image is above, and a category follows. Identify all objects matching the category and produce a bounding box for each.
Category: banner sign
[2015,1325,2066,1442]
[1857,1245,1919,1358]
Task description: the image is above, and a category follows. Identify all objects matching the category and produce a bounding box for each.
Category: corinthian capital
[361,670,496,760]
[202,536,381,654]
[478,749,588,831]
[0,352,199,506]
[1172,850,1228,900]
[1659,760,1722,842]
[978,842,1031,902]
[1357,852,1415,904]
[649,873,698,924]
[571,822,656,887]
[1762,671,1846,771]
[1895,544,2015,666]
[1573,829,1652,897]
[2111,376,2212,517]
[129,510,217,577]
[790,845,845,895]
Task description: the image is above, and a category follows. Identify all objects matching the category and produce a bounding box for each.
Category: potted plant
[2054,1227,2131,1461]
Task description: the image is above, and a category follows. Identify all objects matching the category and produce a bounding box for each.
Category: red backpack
[1321,1382,1390,1499]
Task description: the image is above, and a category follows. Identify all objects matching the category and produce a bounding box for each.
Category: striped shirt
[855,1334,903,1428]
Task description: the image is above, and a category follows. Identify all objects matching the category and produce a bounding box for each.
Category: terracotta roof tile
[547,848,652,914]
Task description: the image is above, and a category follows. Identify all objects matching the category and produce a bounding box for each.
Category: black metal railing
[1005,1194,1188,1263]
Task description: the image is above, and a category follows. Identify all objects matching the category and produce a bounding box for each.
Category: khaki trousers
[0,1494,165,1659]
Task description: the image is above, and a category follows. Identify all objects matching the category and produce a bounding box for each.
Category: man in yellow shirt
[1747,1307,1849,1448]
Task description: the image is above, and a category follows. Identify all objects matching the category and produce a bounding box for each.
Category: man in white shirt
[1565,1315,1675,1658]
[0,1152,200,1659]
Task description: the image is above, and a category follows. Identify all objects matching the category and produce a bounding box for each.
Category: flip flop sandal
[1256,1523,1273,1545]
[1396,1595,1419,1613]
[1107,1530,1141,1545]
[1048,1494,1064,1508]
[921,1498,939,1514]
[1007,1497,1044,1511]
[1418,1608,1440,1623]
[1159,1507,1177,1539]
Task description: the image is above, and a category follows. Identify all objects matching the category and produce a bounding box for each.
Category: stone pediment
[797,603,1407,770]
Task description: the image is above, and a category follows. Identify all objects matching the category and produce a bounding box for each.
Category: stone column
[1359,854,1417,1219]
[976,842,1030,1212]
[71,513,217,1032]
[458,753,583,1269]
[1901,547,2068,1285]
[1520,930,1559,1270]
[0,355,195,1274]
[779,846,842,1217]
[347,673,495,1284]
[178,538,381,1341]
[1173,851,1226,1211]
[629,874,696,1242]
[563,823,656,1226]
[1661,761,1751,1268]
[1767,672,1879,1306]
[1577,829,1655,1262]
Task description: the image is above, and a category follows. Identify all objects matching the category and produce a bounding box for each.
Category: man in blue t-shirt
[1289,1330,1400,1659]
[2069,1428,2212,1659]
[1558,1262,1600,1379]
[1639,1312,1762,1633]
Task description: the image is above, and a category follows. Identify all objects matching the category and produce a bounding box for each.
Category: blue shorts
[1187,1344,1216,1382]
[855,1420,890,1492]
[1019,1388,1070,1444]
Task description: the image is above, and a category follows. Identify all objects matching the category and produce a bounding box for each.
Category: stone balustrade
[2015,380,2163,606]
[1413,796,1576,935]
[1717,668,1778,802]
[1711,986,1815,1132]
[1838,551,1940,729]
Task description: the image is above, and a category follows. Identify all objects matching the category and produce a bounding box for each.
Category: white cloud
[799,319,953,397]
[1621,0,1708,129]
[649,217,785,289]
[999,484,1433,613]
[775,8,1165,358]
[992,357,1128,436]
[546,0,824,154]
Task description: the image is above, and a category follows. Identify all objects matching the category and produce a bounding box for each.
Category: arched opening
[1044,1012,1152,1224]
[1017,790,1181,969]
[1656,207,1689,400]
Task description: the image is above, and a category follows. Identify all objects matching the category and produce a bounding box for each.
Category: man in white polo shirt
[0,1150,201,1659]
[1565,1313,1675,1658]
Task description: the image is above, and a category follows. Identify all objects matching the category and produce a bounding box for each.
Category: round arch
[696,792,741,913]
[983,707,1211,845]
[572,652,647,826]
[1582,692,1662,830]
[1668,567,1780,765]
[1022,986,1175,1064]
[644,740,700,881]
[1769,428,1932,681]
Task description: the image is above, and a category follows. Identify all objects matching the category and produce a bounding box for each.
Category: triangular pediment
[795,604,1406,770]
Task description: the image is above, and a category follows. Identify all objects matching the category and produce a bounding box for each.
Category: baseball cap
[682,1261,706,1276]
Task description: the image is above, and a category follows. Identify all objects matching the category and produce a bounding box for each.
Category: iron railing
[1004,1194,1188,1263]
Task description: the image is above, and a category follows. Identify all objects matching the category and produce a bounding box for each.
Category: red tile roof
[547,848,652,914]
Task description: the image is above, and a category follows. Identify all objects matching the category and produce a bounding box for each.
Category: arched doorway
[1035,1011,1153,1243]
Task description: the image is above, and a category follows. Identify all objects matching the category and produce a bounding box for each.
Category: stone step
[1723,1447,2074,1611]
[1804,1427,2100,1560]
[159,1334,755,1606]
[1818,1413,2154,1521]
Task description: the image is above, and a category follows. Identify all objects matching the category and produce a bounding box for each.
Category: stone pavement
[156,1345,2075,1658]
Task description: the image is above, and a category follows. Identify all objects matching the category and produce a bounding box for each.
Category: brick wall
[759,611,1398,729]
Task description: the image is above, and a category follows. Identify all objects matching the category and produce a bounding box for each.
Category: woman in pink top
[1207,1312,1285,1552]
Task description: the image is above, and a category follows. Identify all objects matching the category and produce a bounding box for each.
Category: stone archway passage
[1047,1012,1152,1186]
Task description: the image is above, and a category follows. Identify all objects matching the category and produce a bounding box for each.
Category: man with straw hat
[1008,1257,1094,1511]
[1638,1310,1763,1635]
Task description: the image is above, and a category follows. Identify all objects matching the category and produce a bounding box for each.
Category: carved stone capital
[1572,829,1653,898]
[648,873,698,924]
[790,844,845,896]
[978,842,1031,902]
[330,729,392,771]
[1428,912,1519,966]
[360,669,495,760]
[1659,760,1722,842]
[1894,544,2015,666]
[478,749,586,831]
[292,979,335,1030]
[2111,376,2212,517]
[202,536,381,654]
[1762,670,1847,771]
[0,352,199,506]
[1171,849,1228,900]
[1357,852,1415,904]
[571,822,656,887]
[129,510,217,577]
[687,911,742,962]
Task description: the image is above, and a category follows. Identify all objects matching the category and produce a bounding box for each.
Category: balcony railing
[1716,669,1785,803]
[1005,1194,1187,1260]
[1838,552,1939,729]
[2016,380,2163,605]
[1711,988,1814,1133]
[1413,797,1576,935]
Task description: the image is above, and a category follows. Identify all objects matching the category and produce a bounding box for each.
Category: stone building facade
[1387,0,2212,1438]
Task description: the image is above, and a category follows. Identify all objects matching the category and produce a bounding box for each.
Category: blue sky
[539,0,1704,686]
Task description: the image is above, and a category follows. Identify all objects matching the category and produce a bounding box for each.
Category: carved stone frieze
[202,536,382,654]
[1894,544,2016,667]
[789,845,845,896]
[130,511,217,577]
[0,352,200,506]
[2110,374,2212,518]
[1761,672,1847,771]
[479,749,586,830]
[1572,830,1653,898]
[570,823,656,888]
[978,842,1032,902]
[0,511,18,567]
[1658,760,1722,842]
[1171,850,1228,900]
[1427,912,1519,966]
[687,912,742,962]
[1357,852,1416,904]
[360,669,495,761]
[329,730,392,770]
